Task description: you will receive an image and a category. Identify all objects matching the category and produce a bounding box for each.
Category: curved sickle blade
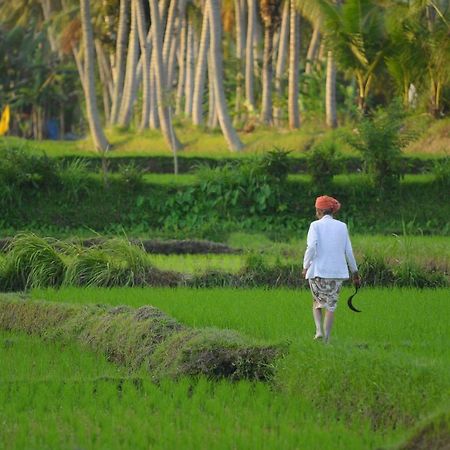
[347,286,361,313]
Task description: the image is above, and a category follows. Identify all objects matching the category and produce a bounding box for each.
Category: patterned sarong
[309,277,343,312]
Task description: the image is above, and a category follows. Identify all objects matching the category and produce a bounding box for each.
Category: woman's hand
[302,268,307,278]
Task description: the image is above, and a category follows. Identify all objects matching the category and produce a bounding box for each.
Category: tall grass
[1,233,66,290]
[64,238,149,287]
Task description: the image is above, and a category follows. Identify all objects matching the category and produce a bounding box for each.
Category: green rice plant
[358,254,396,286]
[57,158,91,201]
[64,238,150,287]
[393,262,447,288]
[1,233,66,290]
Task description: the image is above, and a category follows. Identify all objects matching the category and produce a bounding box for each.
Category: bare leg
[312,304,323,338]
[323,310,335,342]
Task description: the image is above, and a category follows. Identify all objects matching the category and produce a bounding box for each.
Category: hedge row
[56,154,442,174]
[0,295,282,380]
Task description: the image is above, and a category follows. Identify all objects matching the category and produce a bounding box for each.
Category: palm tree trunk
[163,0,178,67]
[207,57,218,128]
[167,31,178,87]
[245,0,257,111]
[184,22,195,117]
[95,40,111,124]
[176,13,187,115]
[274,0,289,126]
[95,40,114,99]
[192,8,210,126]
[149,67,160,129]
[39,0,59,55]
[79,0,109,151]
[288,0,300,129]
[234,0,246,124]
[118,0,140,127]
[305,23,321,76]
[260,25,274,125]
[135,0,151,130]
[207,0,243,151]
[72,45,86,94]
[110,0,129,124]
[325,50,337,128]
[149,0,183,159]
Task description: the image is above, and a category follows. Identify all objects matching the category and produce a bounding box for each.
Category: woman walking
[302,196,360,342]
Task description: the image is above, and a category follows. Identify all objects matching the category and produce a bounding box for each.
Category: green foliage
[0,146,59,198]
[432,157,450,189]
[195,154,289,215]
[260,148,291,183]
[117,161,145,191]
[58,158,92,201]
[349,104,410,193]
[306,141,342,191]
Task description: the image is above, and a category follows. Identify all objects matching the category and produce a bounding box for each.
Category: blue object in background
[45,119,59,140]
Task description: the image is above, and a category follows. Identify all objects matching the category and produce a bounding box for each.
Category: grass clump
[0,295,282,381]
[1,233,66,291]
[64,238,149,287]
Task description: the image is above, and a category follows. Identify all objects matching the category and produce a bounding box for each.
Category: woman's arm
[303,223,317,275]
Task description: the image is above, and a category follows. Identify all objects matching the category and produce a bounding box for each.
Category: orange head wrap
[315,195,341,213]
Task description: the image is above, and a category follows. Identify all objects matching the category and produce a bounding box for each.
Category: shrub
[432,157,449,189]
[0,147,59,192]
[306,141,342,190]
[195,156,288,216]
[1,233,66,290]
[349,104,412,193]
[260,147,291,183]
[117,161,145,191]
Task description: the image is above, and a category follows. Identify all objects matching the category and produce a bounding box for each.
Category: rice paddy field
[1,286,449,450]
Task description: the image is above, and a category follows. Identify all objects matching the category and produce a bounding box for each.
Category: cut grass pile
[0,295,280,381]
[1,287,448,449]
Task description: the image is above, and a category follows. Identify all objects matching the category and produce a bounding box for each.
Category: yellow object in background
[0,105,11,136]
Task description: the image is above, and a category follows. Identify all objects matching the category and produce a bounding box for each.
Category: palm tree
[305,22,321,76]
[259,0,282,125]
[207,0,243,150]
[274,0,289,126]
[149,0,183,161]
[192,7,210,125]
[245,0,257,111]
[288,0,300,129]
[118,0,139,127]
[79,0,109,151]
[325,50,337,128]
[110,0,130,124]
[135,0,152,130]
[315,0,388,112]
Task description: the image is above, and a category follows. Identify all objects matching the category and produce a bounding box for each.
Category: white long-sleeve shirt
[303,215,358,280]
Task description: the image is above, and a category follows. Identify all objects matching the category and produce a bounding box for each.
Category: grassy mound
[0,295,282,381]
